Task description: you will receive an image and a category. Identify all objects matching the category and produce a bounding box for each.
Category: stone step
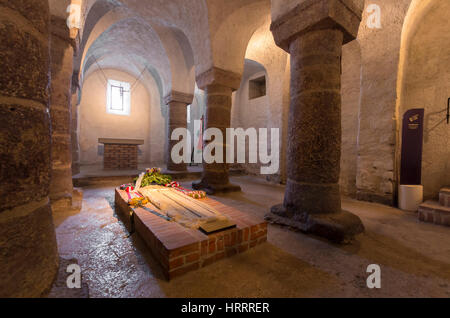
[418,200,450,227]
[439,187,450,207]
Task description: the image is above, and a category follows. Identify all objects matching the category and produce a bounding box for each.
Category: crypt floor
[50,176,450,298]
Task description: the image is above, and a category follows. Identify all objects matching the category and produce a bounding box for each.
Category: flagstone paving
[51,176,450,298]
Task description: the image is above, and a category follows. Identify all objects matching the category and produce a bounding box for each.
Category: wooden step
[439,187,450,207]
[418,200,450,227]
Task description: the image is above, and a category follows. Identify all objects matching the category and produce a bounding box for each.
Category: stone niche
[99,138,144,170]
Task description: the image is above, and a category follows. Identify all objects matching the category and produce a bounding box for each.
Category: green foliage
[134,170,172,187]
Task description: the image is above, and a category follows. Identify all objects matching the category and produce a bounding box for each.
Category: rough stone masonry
[267,0,365,243]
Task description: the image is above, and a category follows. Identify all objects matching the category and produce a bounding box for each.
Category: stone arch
[234,17,289,181]
[80,16,171,94]
[73,1,204,173]
[209,0,271,76]
[73,0,123,80]
[77,3,199,99]
[79,66,162,165]
[109,0,210,80]
[396,0,450,199]
[234,59,268,126]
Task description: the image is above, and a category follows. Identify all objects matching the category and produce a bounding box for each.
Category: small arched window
[106,79,131,116]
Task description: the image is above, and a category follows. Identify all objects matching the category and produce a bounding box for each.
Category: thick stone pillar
[0,0,59,296]
[192,67,242,194]
[165,91,194,172]
[49,16,75,207]
[267,0,365,243]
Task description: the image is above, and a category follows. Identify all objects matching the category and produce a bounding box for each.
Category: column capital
[196,67,242,91]
[270,0,363,52]
[164,90,194,105]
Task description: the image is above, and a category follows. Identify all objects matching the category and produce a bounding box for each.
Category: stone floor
[74,163,202,178]
[72,164,244,188]
[51,176,450,298]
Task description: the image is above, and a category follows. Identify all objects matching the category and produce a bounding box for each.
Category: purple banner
[400,109,425,185]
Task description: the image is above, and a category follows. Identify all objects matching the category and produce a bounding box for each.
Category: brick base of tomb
[114,188,267,280]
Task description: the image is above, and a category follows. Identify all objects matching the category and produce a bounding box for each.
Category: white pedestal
[399,185,423,211]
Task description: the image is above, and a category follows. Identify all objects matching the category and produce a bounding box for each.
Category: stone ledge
[98,138,144,145]
[439,188,450,207]
[418,201,450,227]
[115,188,267,280]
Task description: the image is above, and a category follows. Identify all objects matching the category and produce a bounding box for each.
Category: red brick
[208,241,216,254]
[230,231,237,246]
[215,252,225,261]
[237,230,243,243]
[201,241,208,256]
[170,243,199,258]
[251,229,267,241]
[169,257,184,269]
[243,228,249,241]
[249,240,257,248]
[224,234,231,247]
[185,252,200,263]
[217,239,224,251]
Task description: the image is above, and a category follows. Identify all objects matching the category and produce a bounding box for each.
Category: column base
[192,180,241,195]
[50,194,73,209]
[266,204,364,244]
[72,162,80,176]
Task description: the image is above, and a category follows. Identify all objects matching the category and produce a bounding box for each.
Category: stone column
[267,0,365,243]
[49,16,75,208]
[192,67,242,194]
[165,91,194,172]
[0,0,59,296]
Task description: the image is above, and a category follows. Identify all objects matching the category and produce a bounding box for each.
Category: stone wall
[355,0,412,205]
[232,69,271,176]
[231,19,289,182]
[397,0,450,199]
[340,40,361,197]
[79,68,163,165]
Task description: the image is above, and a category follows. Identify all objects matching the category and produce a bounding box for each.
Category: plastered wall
[79,68,164,165]
[398,0,450,199]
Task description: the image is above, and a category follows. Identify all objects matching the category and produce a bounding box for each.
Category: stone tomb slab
[114,188,267,280]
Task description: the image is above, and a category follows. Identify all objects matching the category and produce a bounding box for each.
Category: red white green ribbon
[164,181,207,199]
